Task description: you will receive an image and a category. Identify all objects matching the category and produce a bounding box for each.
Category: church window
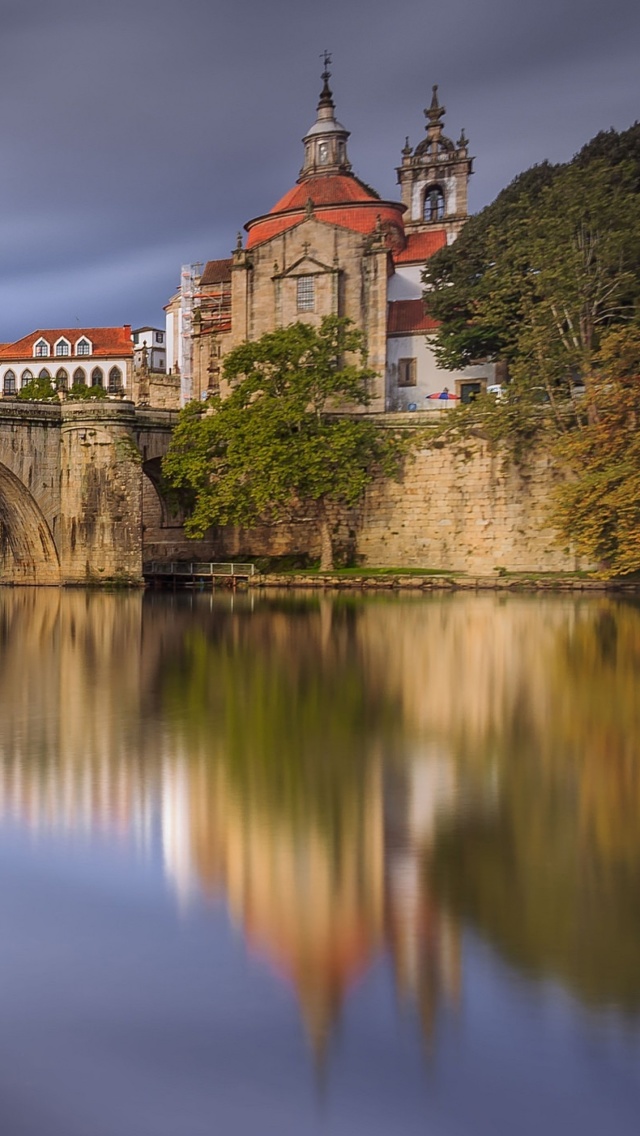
[55,340,70,356]
[34,339,49,357]
[76,338,91,356]
[56,368,68,390]
[21,369,33,385]
[38,369,50,379]
[108,366,123,393]
[423,185,445,222]
[318,141,329,165]
[398,358,417,387]
[73,368,86,386]
[4,370,16,394]
[91,367,103,388]
[297,276,315,312]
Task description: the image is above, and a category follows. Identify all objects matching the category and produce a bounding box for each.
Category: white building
[0,326,134,397]
[132,326,166,373]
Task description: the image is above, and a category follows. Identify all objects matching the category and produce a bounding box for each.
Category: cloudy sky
[0,0,638,340]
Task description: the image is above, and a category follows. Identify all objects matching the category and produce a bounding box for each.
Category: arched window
[423,185,445,222]
[3,370,16,394]
[38,368,50,379]
[73,368,86,386]
[56,368,68,390]
[91,367,103,388]
[108,366,123,393]
[21,369,33,386]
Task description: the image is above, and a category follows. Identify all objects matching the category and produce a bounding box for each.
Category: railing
[143,561,256,579]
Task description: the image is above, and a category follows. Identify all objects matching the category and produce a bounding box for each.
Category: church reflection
[0,587,638,1059]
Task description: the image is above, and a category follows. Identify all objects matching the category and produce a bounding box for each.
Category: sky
[0,0,638,341]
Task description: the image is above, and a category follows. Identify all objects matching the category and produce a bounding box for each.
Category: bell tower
[299,54,353,181]
[397,85,473,242]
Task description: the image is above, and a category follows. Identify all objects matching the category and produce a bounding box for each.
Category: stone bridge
[0,401,189,585]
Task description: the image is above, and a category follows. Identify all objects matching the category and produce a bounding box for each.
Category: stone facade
[174,68,491,411]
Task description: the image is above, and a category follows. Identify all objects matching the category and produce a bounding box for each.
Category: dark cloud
[0,0,638,338]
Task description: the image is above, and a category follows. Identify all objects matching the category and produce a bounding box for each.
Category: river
[0,588,638,1135]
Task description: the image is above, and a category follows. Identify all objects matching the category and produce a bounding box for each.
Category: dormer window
[75,338,91,356]
[34,339,50,358]
[55,339,70,357]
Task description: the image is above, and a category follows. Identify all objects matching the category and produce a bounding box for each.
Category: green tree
[423,124,640,571]
[424,124,640,400]
[17,375,56,401]
[67,382,108,400]
[162,317,403,569]
[552,325,640,574]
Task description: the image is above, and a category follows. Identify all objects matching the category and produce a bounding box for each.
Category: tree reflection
[427,598,640,1012]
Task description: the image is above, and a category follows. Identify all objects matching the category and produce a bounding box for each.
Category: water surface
[0,589,638,1135]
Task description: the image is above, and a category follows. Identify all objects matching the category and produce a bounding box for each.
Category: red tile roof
[387,300,439,335]
[244,170,407,250]
[199,258,233,286]
[393,229,447,264]
[0,326,133,361]
[271,174,380,212]
[246,202,405,250]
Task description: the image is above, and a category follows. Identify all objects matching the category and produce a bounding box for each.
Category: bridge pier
[59,403,144,584]
[0,400,165,586]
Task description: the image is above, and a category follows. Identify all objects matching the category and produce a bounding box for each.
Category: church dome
[245,62,406,251]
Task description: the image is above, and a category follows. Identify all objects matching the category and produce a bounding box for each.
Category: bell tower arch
[397,85,473,243]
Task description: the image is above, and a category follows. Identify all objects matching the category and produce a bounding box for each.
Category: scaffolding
[179,263,201,406]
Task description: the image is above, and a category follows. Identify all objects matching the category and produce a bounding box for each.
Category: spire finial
[425,83,446,127]
[319,50,334,106]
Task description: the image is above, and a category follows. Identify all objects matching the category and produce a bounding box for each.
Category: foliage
[423,123,640,571]
[16,375,56,401]
[424,123,640,386]
[552,325,640,574]
[68,382,107,400]
[163,317,404,569]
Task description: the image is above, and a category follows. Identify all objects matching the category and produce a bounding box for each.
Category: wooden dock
[143,561,257,588]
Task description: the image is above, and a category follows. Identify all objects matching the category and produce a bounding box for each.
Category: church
[166,64,492,410]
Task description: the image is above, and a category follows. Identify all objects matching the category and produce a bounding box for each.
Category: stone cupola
[397,85,473,242]
[299,55,352,181]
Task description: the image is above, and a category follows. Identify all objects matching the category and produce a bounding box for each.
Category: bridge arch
[0,462,61,584]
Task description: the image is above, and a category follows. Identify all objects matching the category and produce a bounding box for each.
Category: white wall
[387,265,423,301]
[0,357,133,393]
[386,333,494,411]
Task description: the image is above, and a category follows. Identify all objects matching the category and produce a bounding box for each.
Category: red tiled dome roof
[245,173,406,251]
[271,173,379,212]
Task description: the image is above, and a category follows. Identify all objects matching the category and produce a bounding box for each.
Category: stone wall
[357,434,577,574]
[209,430,580,574]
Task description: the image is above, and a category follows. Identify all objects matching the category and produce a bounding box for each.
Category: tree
[17,375,56,401]
[423,123,640,401]
[552,325,640,575]
[423,123,640,573]
[162,317,403,569]
[67,382,107,400]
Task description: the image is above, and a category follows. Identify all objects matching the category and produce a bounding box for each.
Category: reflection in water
[0,588,639,1074]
